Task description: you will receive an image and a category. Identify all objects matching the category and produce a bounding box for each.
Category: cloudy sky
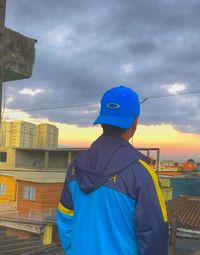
[3,0,200,160]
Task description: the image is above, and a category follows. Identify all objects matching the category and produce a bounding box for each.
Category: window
[0,183,6,195]
[23,186,36,200]
[0,152,7,162]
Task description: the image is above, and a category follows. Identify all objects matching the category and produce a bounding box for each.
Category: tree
[187,158,195,165]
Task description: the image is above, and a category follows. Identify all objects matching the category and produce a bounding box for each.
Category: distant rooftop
[159,171,200,178]
[14,147,87,152]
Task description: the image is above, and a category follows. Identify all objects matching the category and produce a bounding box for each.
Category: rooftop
[167,195,200,231]
[0,227,63,255]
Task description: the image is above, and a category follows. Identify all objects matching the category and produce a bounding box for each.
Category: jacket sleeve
[135,160,169,255]
[56,164,74,254]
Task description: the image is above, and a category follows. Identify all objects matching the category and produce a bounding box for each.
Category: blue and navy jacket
[56,135,168,255]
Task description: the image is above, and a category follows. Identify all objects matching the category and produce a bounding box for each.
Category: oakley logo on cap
[106,103,120,109]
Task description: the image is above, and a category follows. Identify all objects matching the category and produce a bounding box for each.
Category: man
[57,85,169,255]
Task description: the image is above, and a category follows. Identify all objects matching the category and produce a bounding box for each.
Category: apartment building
[0,121,58,148]
[37,123,58,148]
[0,121,37,148]
[0,120,79,241]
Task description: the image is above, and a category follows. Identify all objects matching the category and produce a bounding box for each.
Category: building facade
[0,147,85,208]
[0,121,58,149]
[37,124,58,148]
[0,145,86,245]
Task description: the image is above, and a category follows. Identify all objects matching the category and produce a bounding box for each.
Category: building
[158,172,200,201]
[160,160,178,171]
[0,121,37,148]
[182,162,197,171]
[0,147,85,206]
[37,124,58,148]
[0,147,86,245]
[159,176,173,201]
[0,172,16,202]
[0,121,58,149]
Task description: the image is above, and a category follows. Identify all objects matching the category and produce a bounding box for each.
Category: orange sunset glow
[58,123,200,161]
[4,109,200,161]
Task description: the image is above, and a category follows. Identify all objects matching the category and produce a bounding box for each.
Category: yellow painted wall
[0,175,16,202]
[0,148,16,169]
[159,178,171,187]
[159,177,172,201]
[161,187,172,201]
[43,223,53,245]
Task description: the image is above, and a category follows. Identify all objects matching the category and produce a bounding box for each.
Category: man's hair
[101,124,128,136]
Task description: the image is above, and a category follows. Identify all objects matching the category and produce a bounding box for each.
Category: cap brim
[93,115,135,129]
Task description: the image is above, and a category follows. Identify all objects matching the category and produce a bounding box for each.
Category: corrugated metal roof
[0,227,64,255]
[167,195,200,231]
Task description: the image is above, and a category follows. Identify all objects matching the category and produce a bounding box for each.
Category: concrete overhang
[14,147,87,152]
[13,171,66,183]
[3,28,36,82]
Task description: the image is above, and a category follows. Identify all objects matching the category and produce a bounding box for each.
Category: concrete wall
[4,28,36,81]
[172,178,200,198]
[159,177,173,201]
[48,151,67,169]
[0,148,16,169]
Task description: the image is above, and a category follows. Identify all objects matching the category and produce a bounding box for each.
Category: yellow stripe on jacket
[58,202,74,216]
[139,159,168,222]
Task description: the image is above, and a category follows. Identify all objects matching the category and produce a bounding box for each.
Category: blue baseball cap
[93,85,140,128]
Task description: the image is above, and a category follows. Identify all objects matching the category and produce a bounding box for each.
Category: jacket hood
[74,135,150,193]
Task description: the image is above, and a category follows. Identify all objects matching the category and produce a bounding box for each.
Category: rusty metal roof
[167,195,200,231]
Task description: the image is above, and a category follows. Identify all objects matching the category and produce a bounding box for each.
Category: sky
[3,0,200,161]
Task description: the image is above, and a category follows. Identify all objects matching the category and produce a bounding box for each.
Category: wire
[140,91,200,104]
[1,81,5,119]
[4,103,98,114]
[3,91,200,114]
[0,82,5,147]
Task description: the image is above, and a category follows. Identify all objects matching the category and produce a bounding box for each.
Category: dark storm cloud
[4,0,200,132]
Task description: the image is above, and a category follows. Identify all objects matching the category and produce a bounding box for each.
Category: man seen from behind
[57,85,169,255]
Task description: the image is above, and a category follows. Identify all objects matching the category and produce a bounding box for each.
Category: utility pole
[168,217,178,255]
[0,0,6,123]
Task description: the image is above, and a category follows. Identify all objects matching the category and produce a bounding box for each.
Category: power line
[3,91,200,114]
[140,91,200,104]
[4,103,98,114]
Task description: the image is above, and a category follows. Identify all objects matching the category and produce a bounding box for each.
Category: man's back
[66,181,139,255]
[57,135,168,255]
